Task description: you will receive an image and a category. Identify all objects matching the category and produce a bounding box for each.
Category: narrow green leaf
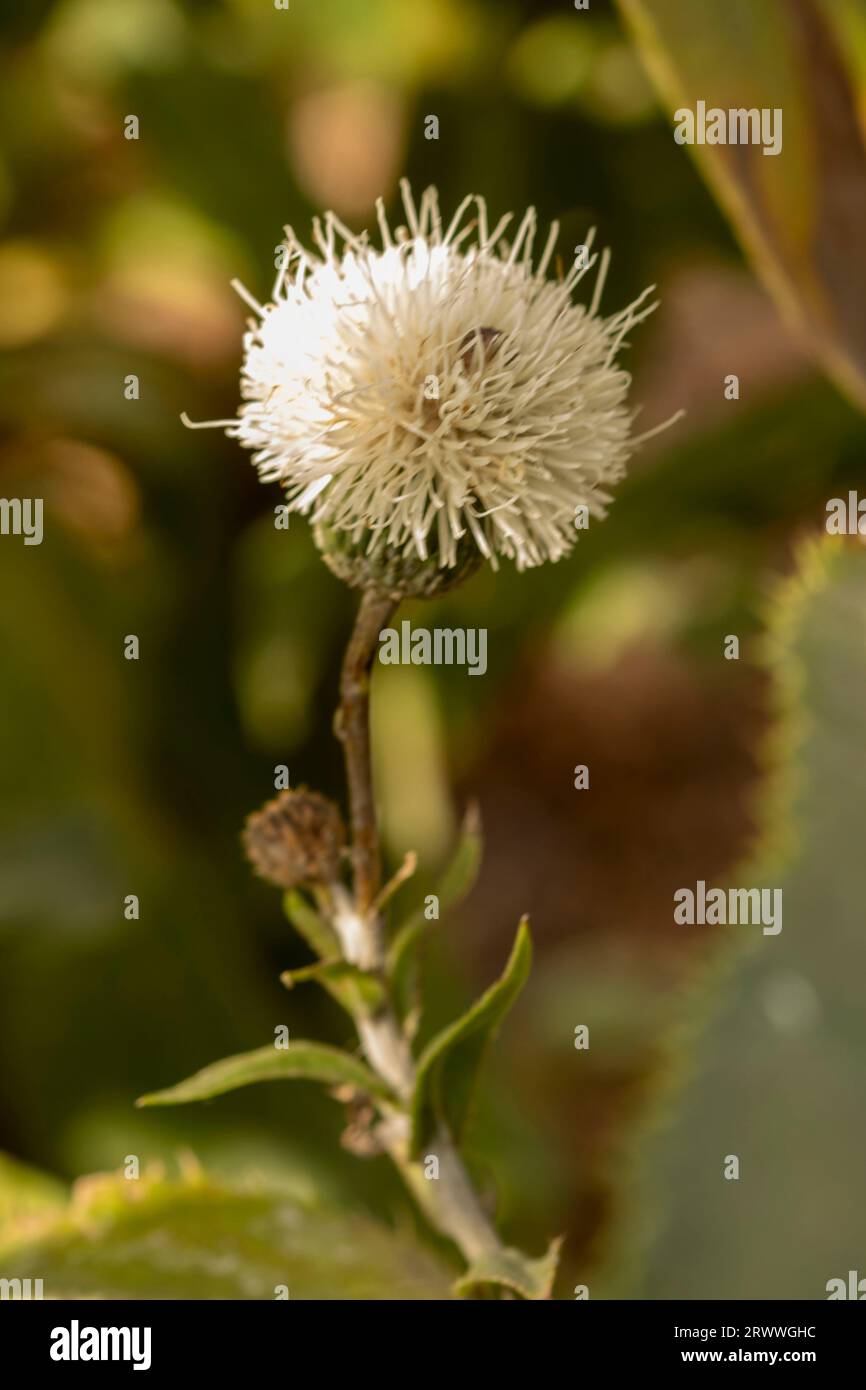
[388,804,483,1024]
[136,1041,395,1108]
[410,918,532,1156]
[281,960,386,1017]
[434,801,483,907]
[282,889,340,958]
[455,1235,563,1300]
[387,919,427,1030]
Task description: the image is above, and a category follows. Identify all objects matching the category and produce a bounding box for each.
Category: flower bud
[242,788,345,890]
[315,521,482,599]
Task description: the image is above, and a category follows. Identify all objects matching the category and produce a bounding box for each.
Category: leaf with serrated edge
[455,1236,563,1300]
[136,1041,395,1108]
[410,918,532,1156]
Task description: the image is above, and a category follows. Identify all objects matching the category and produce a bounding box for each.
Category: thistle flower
[187,182,674,592]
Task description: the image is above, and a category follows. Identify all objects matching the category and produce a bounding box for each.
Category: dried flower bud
[339,1097,385,1158]
[242,788,345,890]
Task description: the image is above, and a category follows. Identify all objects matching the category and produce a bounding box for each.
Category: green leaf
[455,1236,563,1300]
[280,960,386,1017]
[617,0,866,411]
[387,917,426,1031]
[0,1168,452,1300]
[136,1041,395,1108]
[620,538,866,1298]
[410,918,533,1157]
[431,801,484,907]
[0,1152,66,1231]
[388,804,483,1025]
[282,888,340,958]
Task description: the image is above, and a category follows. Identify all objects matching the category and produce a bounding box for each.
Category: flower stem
[334,587,506,1275]
[335,588,398,921]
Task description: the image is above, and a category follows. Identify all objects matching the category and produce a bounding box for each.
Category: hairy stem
[334,587,505,1272]
[392,1124,502,1264]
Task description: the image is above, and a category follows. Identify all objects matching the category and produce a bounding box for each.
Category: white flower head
[188,182,672,582]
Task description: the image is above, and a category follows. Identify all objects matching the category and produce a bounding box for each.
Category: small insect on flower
[185,182,678,593]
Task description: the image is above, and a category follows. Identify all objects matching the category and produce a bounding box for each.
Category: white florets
[194,182,666,571]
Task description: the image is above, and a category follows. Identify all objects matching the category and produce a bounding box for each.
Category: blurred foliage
[0,0,864,1297]
[618,0,866,410]
[620,539,866,1298]
[0,1162,452,1299]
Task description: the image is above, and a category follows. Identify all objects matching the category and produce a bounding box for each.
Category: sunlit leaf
[0,1168,452,1300]
[0,1152,66,1233]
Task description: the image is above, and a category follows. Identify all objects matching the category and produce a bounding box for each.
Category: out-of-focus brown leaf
[618,0,866,411]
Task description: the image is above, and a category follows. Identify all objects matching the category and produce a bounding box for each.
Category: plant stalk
[334,587,505,1273]
[335,587,398,920]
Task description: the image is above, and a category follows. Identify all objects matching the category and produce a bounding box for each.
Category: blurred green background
[1,0,865,1297]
